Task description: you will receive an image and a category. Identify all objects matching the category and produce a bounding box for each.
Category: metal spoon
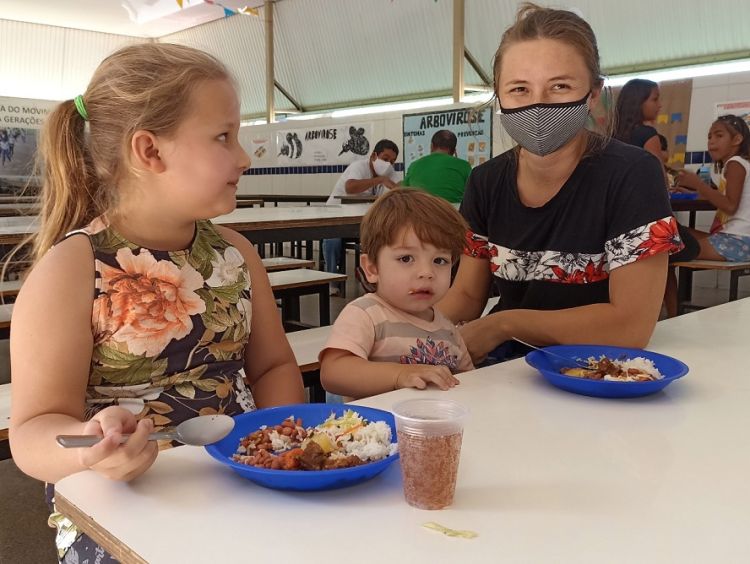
[512,337,591,369]
[55,414,235,448]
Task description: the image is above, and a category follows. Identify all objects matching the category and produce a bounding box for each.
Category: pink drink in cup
[392,399,468,510]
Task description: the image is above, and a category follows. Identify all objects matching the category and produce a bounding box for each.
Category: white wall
[686,72,750,154]
[237,101,513,197]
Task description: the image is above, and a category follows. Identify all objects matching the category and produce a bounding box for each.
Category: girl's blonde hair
[492,2,613,152]
[29,42,231,264]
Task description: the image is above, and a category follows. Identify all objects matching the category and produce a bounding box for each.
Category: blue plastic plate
[525,345,689,398]
[670,192,698,200]
[205,404,399,491]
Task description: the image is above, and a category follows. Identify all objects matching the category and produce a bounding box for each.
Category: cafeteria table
[53,298,750,563]
[0,205,370,253]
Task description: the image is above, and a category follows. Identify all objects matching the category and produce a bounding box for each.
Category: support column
[452,0,465,103]
[265,0,275,123]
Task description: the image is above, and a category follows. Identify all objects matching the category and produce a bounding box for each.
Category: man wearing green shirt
[401,130,472,203]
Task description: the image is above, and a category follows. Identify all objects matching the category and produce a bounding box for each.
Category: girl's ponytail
[8,42,230,275]
[33,98,99,263]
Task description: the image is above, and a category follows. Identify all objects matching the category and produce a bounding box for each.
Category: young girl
[614,78,663,161]
[439,3,681,364]
[9,43,304,562]
[320,189,473,399]
[674,115,750,261]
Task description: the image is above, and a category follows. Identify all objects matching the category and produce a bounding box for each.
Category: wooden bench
[268,269,346,328]
[0,280,21,300]
[673,259,750,314]
[261,257,315,272]
[0,383,10,459]
[0,258,316,300]
[0,269,344,338]
[0,304,11,339]
[0,326,333,460]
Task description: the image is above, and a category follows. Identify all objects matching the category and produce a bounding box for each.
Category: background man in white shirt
[323,139,400,295]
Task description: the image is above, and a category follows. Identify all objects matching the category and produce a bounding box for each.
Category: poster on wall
[0,96,58,190]
[652,79,692,168]
[275,123,373,166]
[402,107,492,172]
[716,100,750,128]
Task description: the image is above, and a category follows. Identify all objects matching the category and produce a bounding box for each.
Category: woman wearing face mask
[438,2,682,364]
[323,139,400,295]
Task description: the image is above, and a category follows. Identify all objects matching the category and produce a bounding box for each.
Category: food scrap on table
[422,522,478,539]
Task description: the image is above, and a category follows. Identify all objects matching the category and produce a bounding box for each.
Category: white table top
[214,203,369,226]
[0,384,10,434]
[54,298,750,563]
[286,326,332,369]
[0,204,370,243]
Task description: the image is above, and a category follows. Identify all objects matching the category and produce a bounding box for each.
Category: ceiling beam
[452,0,465,103]
[464,47,492,87]
[604,50,750,76]
[264,0,274,123]
[274,80,305,113]
[240,87,489,120]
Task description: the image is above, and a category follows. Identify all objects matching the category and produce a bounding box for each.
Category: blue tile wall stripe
[243,162,405,176]
[243,155,721,174]
[683,151,712,165]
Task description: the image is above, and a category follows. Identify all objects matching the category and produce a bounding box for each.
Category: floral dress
[49,217,256,563]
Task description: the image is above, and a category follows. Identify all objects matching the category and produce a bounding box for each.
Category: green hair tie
[74,95,89,121]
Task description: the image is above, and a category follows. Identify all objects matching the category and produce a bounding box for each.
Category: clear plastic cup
[392,398,468,510]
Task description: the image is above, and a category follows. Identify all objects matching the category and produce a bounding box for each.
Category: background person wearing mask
[401,129,472,203]
[323,139,400,295]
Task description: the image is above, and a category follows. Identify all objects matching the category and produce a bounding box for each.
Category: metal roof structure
[2,0,749,118]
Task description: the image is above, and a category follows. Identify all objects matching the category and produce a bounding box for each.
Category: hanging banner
[402,107,492,172]
[0,96,58,187]
[275,122,373,166]
[716,100,750,128]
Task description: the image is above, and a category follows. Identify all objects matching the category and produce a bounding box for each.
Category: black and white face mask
[498,92,591,156]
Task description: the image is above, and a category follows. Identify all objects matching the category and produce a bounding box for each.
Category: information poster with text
[275,122,373,166]
[0,96,58,187]
[716,100,750,128]
[402,107,492,172]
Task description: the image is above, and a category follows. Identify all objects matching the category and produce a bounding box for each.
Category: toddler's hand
[395,365,460,391]
[77,406,159,482]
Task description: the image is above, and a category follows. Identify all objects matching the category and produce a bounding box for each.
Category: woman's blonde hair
[492,2,613,152]
[27,42,231,264]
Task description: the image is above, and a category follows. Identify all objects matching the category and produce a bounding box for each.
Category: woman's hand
[459,316,507,365]
[78,406,159,482]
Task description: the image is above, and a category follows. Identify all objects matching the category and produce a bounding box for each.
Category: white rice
[587,355,662,381]
[269,430,294,451]
[331,421,399,461]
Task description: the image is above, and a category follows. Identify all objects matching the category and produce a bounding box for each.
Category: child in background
[9,43,304,562]
[674,114,750,261]
[320,189,473,400]
[614,78,663,160]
